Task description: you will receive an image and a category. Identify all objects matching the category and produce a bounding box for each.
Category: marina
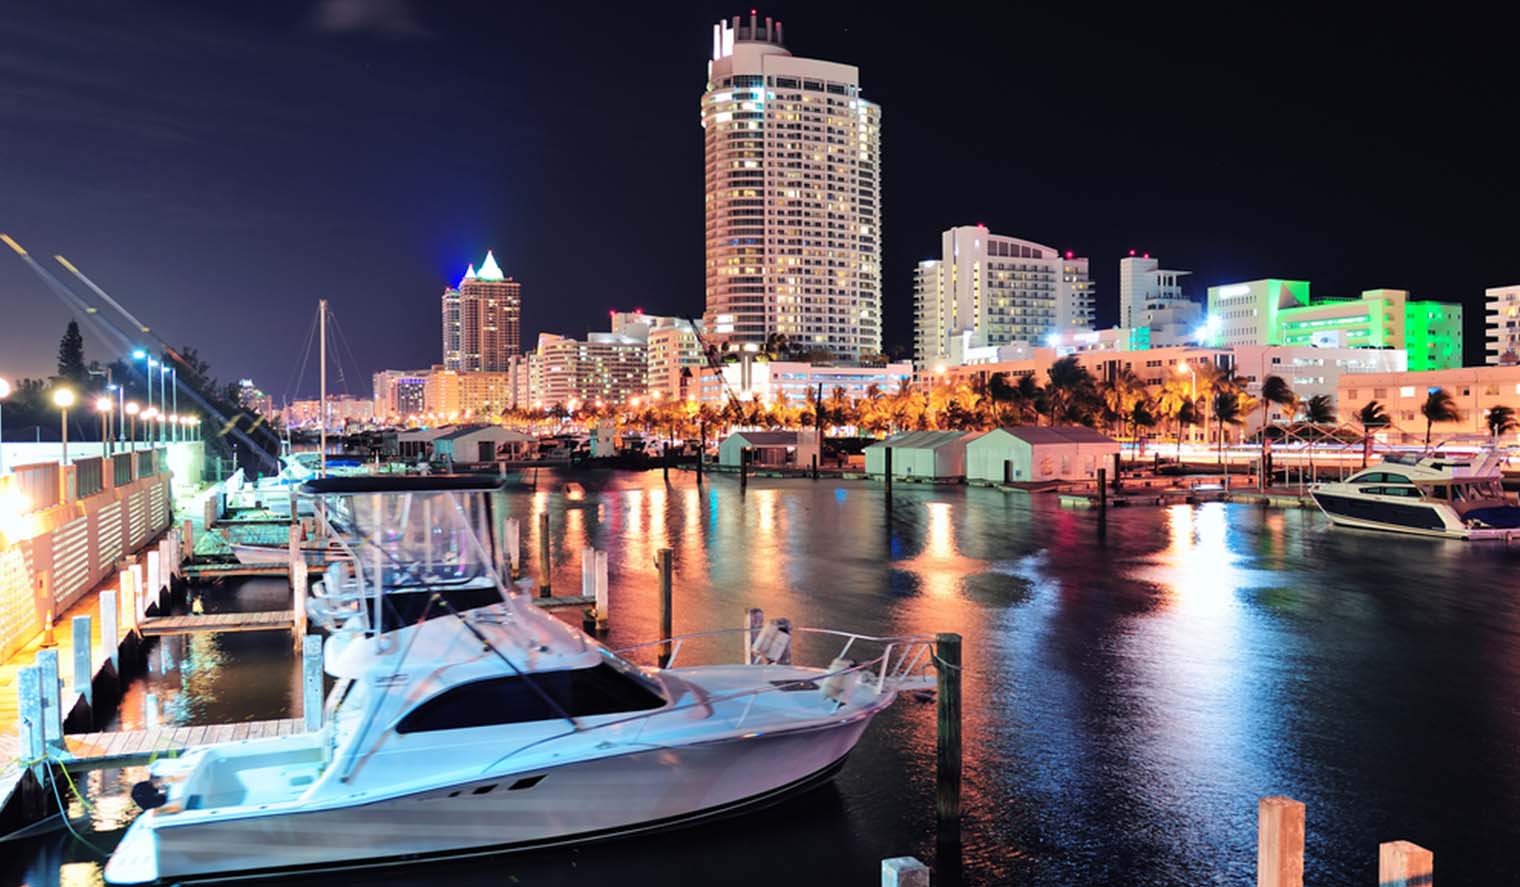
[3,466,1519,884]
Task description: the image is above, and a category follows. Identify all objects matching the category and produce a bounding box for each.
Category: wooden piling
[147,550,162,606]
[1112,451,1122,491]
[662,443,670,484]
[739,447,748,493]
[1256,796,1305,887]
[292,558,309,648]
[594,550,609,632]
[72,615,93,709]
[203,495,216,532]
[884,446,894,493]
[1097,468,1107,510]
[100,590,119,674]
[182,518,194,561]
[301,634,324,732]
[16,665,44,779]
[744,607,764,664]
[936,632,962,848]
[538,512,551,597]
[881,857,930,887]
[36,648,63,745]
[696,422,705,484]
[811,453,818,480]
[505,517,521,578]
[581,546,595,600]
[1378,840,1433,887]
[657,548,673,667]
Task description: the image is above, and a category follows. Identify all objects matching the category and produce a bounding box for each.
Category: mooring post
[1378,840,1433,887]
[505,517,521,578]
[292,558,309,649]
[936,632,962,849]
[657,548,673,668]
[594,550,609,632]
[72,615,92,709]
[1256,796,1305,887]
[301,634,323,731]
[288,488,298,523]
[884,446,894,493]
[881,857,930,887]
[811,453,819,480]
[147,550,161,607]
[1096,467,1108,510]
[696,422,705,485]
[744,607,764,664]
[120,568,138,632]
[1112,451,1122,491]
[100,590,119,674]
[662,442,670,484]
[581,546,595,599]
[203,495,216,532]
[538,512,551,597]
[36,648,63,746]
[739,447,749,494]
[17,665,44,781]
[288,522,301,570]
[183,518,195,561]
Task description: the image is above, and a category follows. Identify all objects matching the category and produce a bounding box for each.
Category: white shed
[862,431,972,481]
[718,430,820,469]
[433,425,534,464]
[965,426,1120,484]
[398,426,453,461]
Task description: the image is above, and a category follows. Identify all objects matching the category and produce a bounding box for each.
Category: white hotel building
[914,225,1094,370]
[701,14,883,362]
[1487,284,1520,365]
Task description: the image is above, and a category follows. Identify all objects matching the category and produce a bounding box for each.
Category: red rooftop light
[1129,249,1136,256]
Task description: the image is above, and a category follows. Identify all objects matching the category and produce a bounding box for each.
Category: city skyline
[2,3,1518,391]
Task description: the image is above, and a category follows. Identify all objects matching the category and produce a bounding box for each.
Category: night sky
[2,1,1517,399]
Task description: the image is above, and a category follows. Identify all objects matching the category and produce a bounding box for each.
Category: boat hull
[229,544,337,566]
[108,716,873,884]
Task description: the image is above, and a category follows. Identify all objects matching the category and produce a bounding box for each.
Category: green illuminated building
[1275,289,1462,370]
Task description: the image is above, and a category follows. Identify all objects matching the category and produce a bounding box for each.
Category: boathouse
[863,431,973,482]
[718,430,820,469]
[965,426,1119,484]
[397,426,453,461]
[432,426,536,464]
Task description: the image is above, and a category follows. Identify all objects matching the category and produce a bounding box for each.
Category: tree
[1100,367,1146,440]
[1044,357,1098,427]
[1419,388,1461,448]
[1486,404,1518,440]
[57,321,87,385]
[1154,377,1192,454]
[1175,398,1199,459]
[1211,389,1244,466]
[1259,374,1296,447]
[1354,400,1389,467]
[1304,394,1336,426]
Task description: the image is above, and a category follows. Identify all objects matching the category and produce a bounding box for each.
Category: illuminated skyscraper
[701,14,882,362]
[441,250,521,371]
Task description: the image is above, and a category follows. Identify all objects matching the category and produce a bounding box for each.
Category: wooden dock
[139,610,296,637]
[60,718,305,771]
[181,562,290,579]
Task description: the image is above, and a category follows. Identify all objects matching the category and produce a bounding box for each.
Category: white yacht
[1309,451,1520,539]
[105,476,937,884]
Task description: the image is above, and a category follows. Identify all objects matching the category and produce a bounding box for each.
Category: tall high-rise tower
[702,14,882,362]
[441,250,521,371]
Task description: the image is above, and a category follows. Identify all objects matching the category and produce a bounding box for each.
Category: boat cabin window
[395,663,666,734]
[1351,472,1413,485]
[1361,485,1420,498]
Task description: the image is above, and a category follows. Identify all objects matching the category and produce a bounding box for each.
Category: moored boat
[105,475,937,884]
[1309,451,1520,540]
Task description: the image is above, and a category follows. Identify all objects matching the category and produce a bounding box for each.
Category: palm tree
[1044,356,1098,426]
[1419,388,1461,449]
[1211,389,1244,468]
[1175,398,1198,460]
[1259,374,1296,457]
[1100,367,1146,440]
[1013,374,1043,425]
[1304,394,1336,426]
[1354,400,1389,467]
[1486,404,1518,440]
[1154,377,1192,456]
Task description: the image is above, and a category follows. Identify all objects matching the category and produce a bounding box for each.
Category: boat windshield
[325,489,502,590]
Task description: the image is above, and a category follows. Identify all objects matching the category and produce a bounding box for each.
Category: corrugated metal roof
[863,431,969,451]
[731,431,809,446]
[990,426,1117,445]
[436,424,499,441]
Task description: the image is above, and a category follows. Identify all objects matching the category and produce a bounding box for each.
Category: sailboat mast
[319,298,328,478]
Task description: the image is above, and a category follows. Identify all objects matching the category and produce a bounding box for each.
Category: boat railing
[479,628,939,775]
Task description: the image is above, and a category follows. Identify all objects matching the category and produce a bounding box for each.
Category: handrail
[610,625,936,657]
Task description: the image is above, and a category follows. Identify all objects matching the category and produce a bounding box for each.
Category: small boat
[228,540,348,566]
[105,475,936,884]
[1309,450,1520,540]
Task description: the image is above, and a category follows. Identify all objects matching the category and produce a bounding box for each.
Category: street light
[0,377,9,475]
[95,397,113,457]
[142,407,159,450]
[125,401,140,450]
[53,388,76,464]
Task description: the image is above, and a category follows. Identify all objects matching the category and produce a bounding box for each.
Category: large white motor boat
[105,476,937,884]
[1309,451,1520,539]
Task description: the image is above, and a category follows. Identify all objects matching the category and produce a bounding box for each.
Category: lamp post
[142,407,158,451]
[125,401,140,450]
[0,377,9,475]
[95,397,113,457]
[53,388,76,465]
[159,364,170,443]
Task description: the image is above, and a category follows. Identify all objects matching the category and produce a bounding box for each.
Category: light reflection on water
[10,470,1520,886]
